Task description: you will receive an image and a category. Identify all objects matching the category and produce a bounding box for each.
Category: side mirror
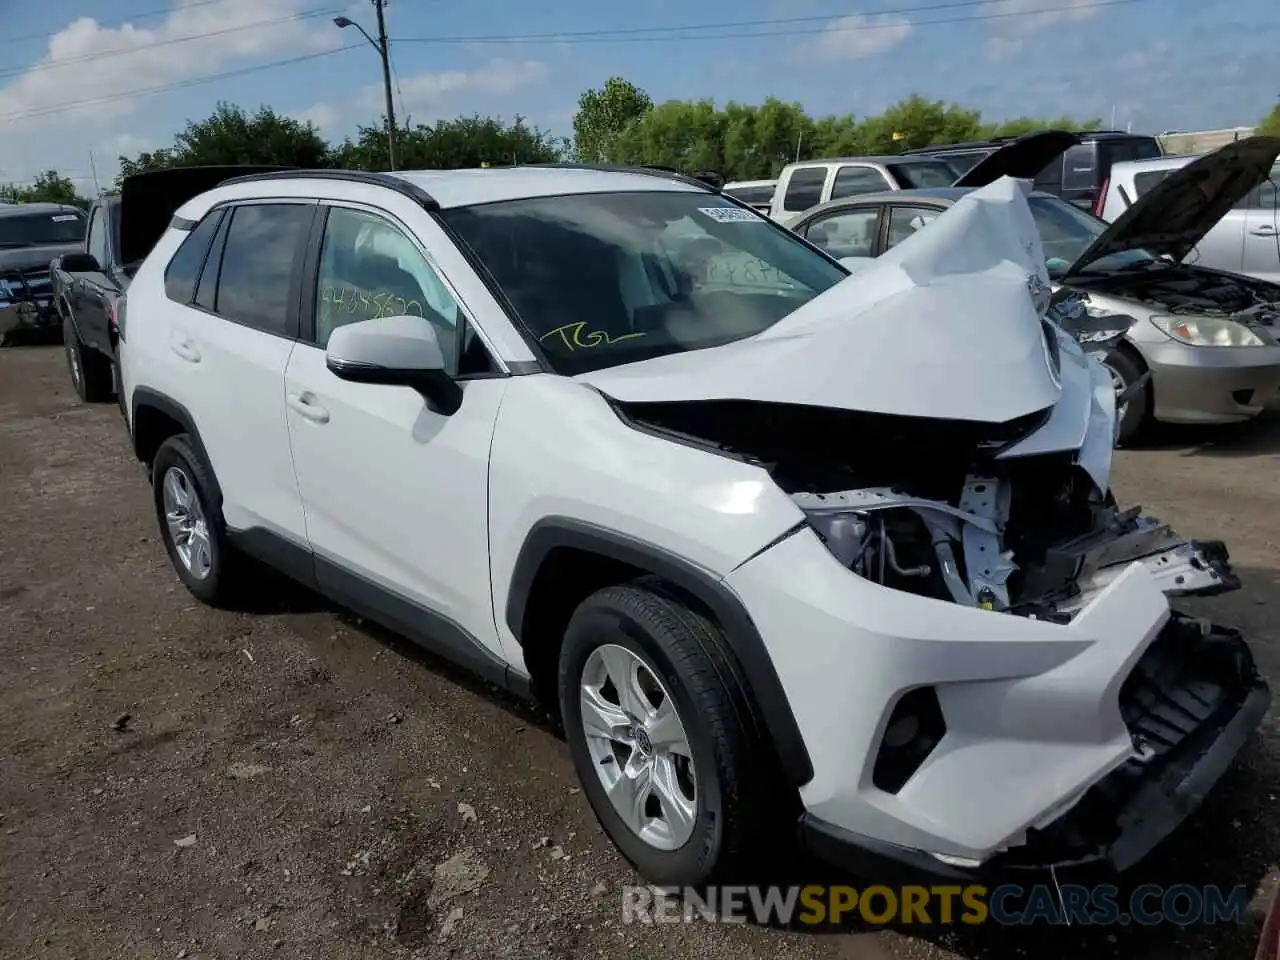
[61,252,101,273]
[325,315,462,415]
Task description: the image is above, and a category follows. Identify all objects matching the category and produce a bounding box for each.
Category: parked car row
[54,159,1267,893]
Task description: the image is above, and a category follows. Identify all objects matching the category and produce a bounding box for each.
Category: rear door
[165,199,317,543]
[1239,167,1280,283]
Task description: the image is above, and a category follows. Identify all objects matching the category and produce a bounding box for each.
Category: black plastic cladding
[217,169,441,211]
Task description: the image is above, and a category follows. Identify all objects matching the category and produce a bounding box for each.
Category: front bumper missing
[800,614,1270,881]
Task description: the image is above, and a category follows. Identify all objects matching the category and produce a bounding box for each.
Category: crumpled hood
[577,177,1063,425]
[1064,135,1280,279]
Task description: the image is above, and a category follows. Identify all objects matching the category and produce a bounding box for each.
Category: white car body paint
[120,166,1266,881]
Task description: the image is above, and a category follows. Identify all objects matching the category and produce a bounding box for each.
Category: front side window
[212,203,313,337]
[0,209,87,249]
[164,210,224,304]
[1028,195,1161,277]
[886,162,957,189]
[886,205,943,250]
[314,206,461,353]
[805,208,880,259]
[441,191,848,375]
[830,165,891,200]
[783,167,827,212]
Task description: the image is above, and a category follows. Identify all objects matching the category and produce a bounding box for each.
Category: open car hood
[577,177,1065,425]
[953,130,1081,188]
[1063,135,1280,280]
[119,165,292,267]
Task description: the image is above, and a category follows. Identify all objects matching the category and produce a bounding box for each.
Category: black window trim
[800,203,885,259]
[301,200,509,382]
[180,197,319,343]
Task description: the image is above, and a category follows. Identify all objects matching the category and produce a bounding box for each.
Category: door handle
[287,392,330,424]
[1250,224,1277,236]
[169,339,200,363]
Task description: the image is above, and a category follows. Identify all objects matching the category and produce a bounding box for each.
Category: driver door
[283,202,510,664]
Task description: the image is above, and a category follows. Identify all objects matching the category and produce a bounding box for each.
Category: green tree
[611,99,726,173]
[332,115,563,171]
[0,171,86,206]
[117,102,330,182]
[1259,103,1280,137]
[572,77,653,163]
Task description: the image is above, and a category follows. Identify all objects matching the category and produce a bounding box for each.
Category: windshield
[441,191,848,374]
[888,161,959,188]
[0,209,86,247]
[1027,195,1161,278]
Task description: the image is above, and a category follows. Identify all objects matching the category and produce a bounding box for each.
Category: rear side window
[209,203,313,337]
[1132,170,1173,196]
[784,167,827,212]
[831,165,891,199]
[939,150,991,175]
[164,211,224,304]
[886,162,956,189]
[195,212,231,311]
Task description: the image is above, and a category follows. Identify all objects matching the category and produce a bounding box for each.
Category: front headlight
[1150,315,1265,347]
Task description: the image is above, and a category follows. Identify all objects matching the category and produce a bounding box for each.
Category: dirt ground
[1,344,1278,960]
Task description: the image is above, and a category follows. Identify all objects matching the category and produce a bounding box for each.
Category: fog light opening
[872,686,946,794]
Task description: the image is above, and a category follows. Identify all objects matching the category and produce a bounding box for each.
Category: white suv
[117,167,1268,886]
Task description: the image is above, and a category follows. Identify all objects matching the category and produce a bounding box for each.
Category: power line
[391,0,1151,45]
[0,45,361,125]
[0,6,344,81]
[0,0,236,47]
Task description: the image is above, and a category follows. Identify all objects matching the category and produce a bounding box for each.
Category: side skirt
[227,527,531,699]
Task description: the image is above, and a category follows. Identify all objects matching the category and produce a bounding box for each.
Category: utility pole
[373,0,397,170]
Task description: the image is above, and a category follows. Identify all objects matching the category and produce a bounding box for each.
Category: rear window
[0,210,86,246]
[886,161,958,188]
[1101,138,1162,166]
[783,168,827,212]
[936,150,991,175]
[1061,145,1097,190]
[725,184,775,206]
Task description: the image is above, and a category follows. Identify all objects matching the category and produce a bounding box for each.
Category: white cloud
[0,0,340,187]
[981,0,1104,61]
[299,58,551,134]
[810,14,914,62]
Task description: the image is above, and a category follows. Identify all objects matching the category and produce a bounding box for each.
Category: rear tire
[151,434,247,608]
[558,582,784,887]
[1102,347,1149,446]
[63,315,113,403]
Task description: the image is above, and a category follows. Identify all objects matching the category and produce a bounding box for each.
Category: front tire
[63,315,113,403]
[1102,347,1149,446]
[151,434,245,607]
[558,582,780,887]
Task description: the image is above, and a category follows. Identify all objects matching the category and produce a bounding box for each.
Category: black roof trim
[519,162,721,193]
[217,168,440,211]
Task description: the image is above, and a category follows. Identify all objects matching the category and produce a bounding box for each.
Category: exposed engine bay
[1074,263,1280,325]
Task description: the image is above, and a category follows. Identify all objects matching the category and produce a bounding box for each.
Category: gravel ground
[1,344,1278,960]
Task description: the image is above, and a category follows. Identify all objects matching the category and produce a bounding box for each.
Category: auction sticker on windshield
[699,207,761,223]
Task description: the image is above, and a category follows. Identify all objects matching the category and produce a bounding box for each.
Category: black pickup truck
[52,165,287,404]
[0,202,87,346]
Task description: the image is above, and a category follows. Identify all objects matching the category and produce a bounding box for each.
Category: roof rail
[217,168,440,210]
[519,162,720,193]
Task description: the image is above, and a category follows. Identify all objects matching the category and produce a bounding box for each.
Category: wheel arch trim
[130,387,222,504]
[505,516,814,786]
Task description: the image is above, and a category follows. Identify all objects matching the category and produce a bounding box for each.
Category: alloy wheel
[579,643,698,851]
[162,466,212,580]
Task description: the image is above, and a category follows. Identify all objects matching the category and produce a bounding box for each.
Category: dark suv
[0,202,87,345]
[903,131,1163,213]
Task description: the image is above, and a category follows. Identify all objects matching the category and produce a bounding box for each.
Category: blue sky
[1,0,1277,190]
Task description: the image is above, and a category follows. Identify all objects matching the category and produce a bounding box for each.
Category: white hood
[578,178,1063,425]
